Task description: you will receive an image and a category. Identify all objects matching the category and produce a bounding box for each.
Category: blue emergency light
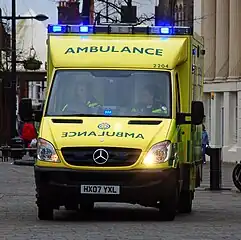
[160,27,170,34]
[79,26,89,33]
[47,24,192,35]
[50,25,68,33]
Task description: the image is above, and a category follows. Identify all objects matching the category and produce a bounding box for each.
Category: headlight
[143,141,171,165]
[37,138,60,162]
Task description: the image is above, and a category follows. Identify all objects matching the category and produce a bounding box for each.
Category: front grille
[61,147,142,167]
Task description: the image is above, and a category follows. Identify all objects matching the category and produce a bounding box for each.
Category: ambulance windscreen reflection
[46,70,171,118]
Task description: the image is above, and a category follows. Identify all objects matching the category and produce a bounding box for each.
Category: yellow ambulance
[22,24,205,221]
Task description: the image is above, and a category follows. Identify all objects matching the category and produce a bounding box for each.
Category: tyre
[158,188,178,221]
[38,205,54,220]
[178,190,193,213]
[232,163,241,192]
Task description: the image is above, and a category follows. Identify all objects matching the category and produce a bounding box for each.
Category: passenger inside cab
[131,84,168,115]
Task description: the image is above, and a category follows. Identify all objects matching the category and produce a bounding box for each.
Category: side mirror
[19,98,33,122]
[191,101,204,125]
[33,101,44,122]
[33,109,43,122]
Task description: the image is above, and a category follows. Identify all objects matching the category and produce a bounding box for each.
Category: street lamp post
[106,0,109,22]
[1,0,48,138]
[11,0,16,139]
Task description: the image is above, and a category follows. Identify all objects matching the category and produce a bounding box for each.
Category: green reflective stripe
[88,102,98,107]
[153,107,168,114]
[152,108,162,113]
[86,101,99,108]
[132,107,167,113]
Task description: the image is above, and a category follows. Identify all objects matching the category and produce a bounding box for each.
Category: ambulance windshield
[46,70,171,118]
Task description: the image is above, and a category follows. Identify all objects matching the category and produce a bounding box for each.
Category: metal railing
[0,145,36,163]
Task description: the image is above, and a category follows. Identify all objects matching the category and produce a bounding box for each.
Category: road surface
[0,162,241,240]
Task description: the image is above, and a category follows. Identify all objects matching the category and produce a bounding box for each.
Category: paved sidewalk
[201,162,236,190]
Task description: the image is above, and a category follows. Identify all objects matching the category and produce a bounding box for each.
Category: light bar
[48,24,193,35]
[49,25,68,33]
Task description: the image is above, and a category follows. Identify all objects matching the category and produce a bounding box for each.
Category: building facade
[201,0,241,162]
[0,8,12,144]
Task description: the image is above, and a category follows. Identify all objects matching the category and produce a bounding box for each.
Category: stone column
[228,0,241,80]
[202,0,216,81]
[237,91,241,146]
[210,93,222,147]
[223,92,231,146]
[215,0,229,80]
[203,93,211,129]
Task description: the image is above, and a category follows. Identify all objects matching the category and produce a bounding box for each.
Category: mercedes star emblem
[93,149,109,165]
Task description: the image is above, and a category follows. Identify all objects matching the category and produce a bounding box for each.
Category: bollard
[206,147,231,191]
[209,148,222,190]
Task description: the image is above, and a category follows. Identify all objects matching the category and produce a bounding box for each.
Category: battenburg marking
[61,131,144,139]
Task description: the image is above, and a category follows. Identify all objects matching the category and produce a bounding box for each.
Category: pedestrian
[20,120,37,148]
[202,124,209,164]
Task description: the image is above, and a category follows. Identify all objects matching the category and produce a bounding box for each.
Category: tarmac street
[0,161,241,240]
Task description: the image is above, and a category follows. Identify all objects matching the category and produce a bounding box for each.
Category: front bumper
[34,166,177,207]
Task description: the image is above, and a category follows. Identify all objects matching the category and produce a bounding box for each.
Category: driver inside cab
[62,79,100,113]
[131,84,168,115]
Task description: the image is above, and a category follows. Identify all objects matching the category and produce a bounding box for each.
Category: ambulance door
[191,44,203,187]
[175,72,188,191]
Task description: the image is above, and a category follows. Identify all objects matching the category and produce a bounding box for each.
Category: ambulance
[21,24,205,221]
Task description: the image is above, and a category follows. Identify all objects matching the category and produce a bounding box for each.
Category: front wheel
[158,187,178,221]
[36,187,54,220]
[37,205,54,220]
[178,190,193,213]
[232,163,241,192]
